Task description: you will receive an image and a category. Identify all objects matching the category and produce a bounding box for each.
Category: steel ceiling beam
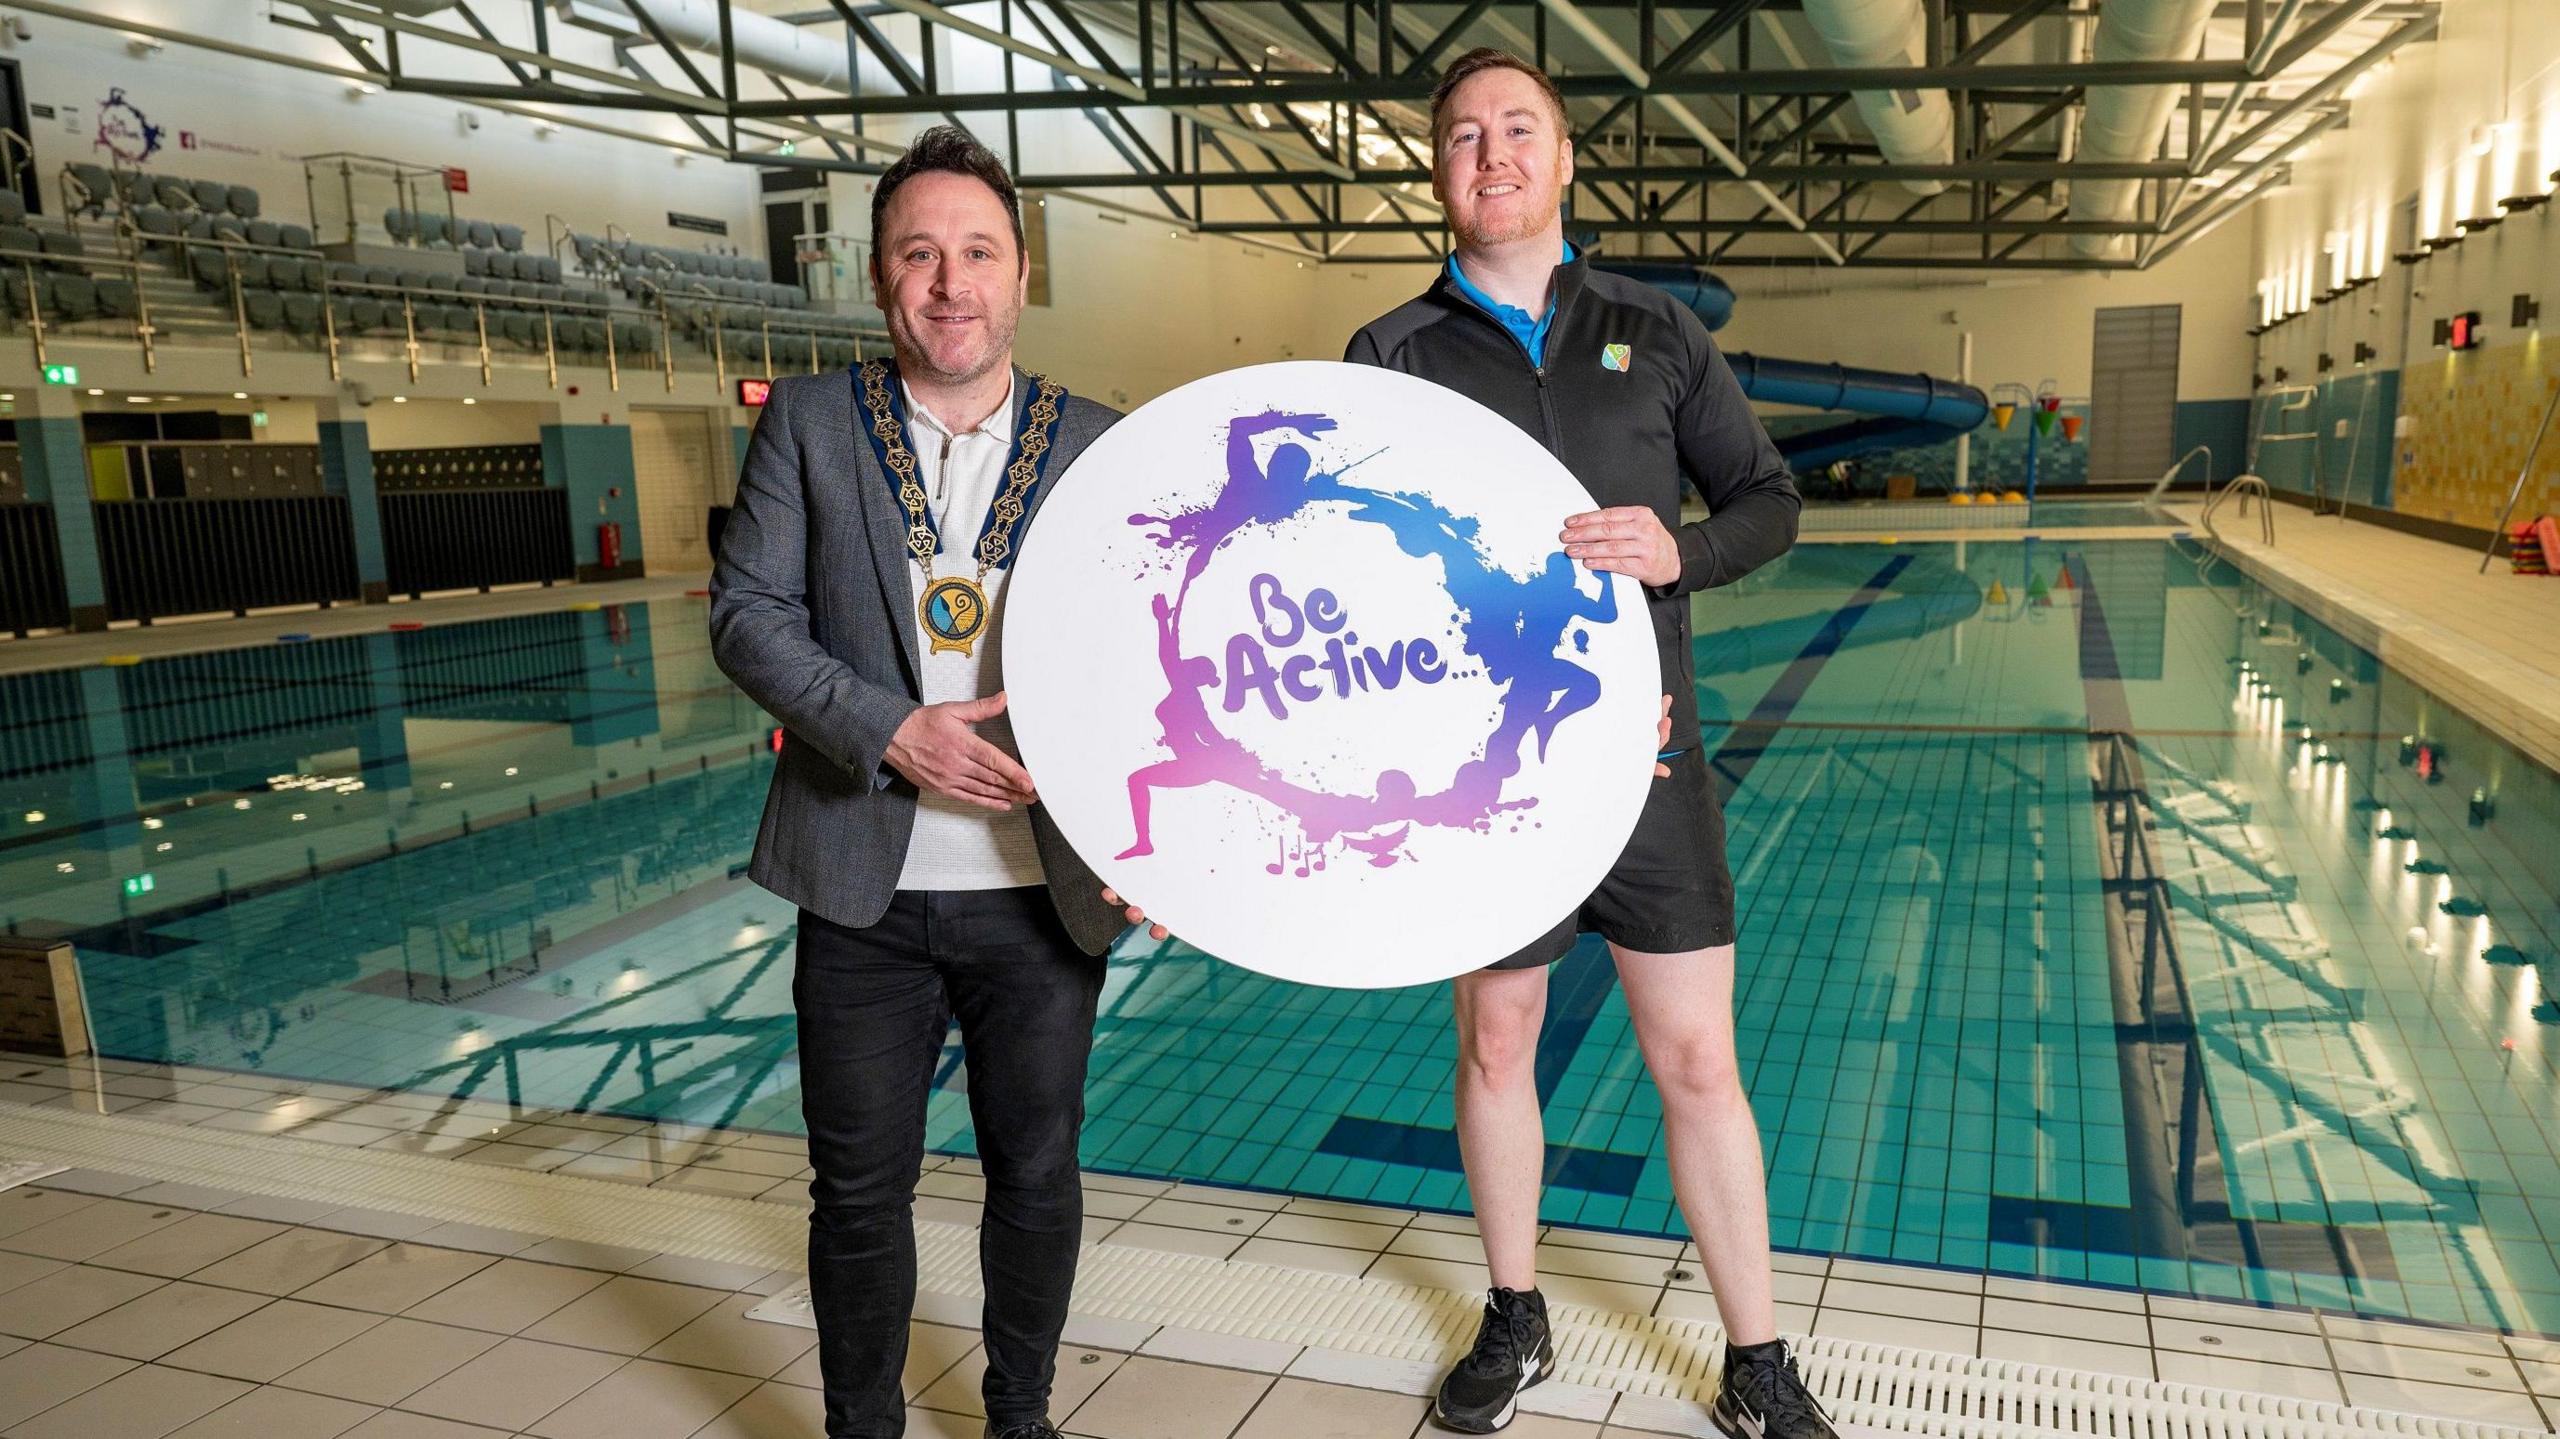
[1534,0,1843,262]
[723,58,2255,117]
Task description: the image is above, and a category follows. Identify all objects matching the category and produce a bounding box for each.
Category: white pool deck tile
[8,1051,2560,1434]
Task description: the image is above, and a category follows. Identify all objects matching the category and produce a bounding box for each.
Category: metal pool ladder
[2203,472,2275,547]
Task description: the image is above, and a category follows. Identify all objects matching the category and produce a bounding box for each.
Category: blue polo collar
[1446,240,1576,367]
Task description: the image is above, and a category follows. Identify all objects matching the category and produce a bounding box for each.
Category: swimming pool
[4,537,2556,1336]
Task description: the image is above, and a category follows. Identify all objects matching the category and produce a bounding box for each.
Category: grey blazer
[709,365,1128,956]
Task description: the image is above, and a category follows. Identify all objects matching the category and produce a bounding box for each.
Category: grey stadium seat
[349,296,385,330]
[114,172,152,207]
[49,274,97,320]
[183,213,215,240]
[0,193,21,226]
[278,223,314,249]
[383,207,414,240]
[494,222,524,251]
[364,265,399,289]
[230,255,271,289]
[462,248,490,277]
[227,185,259,218]
[156,178,196,209]
[281,293,321,334]
[211,216,247,243]
[189,250,228,289]
[96,278,138,317]
[66,163,113,215]
[465,218,496,249]
[191,179,228,212]
[4,271,53,317]
[38,229,88,271]
[246,219,280,247]
[500,312,537,346]
[0,223,36,258]
[244,291,284,328]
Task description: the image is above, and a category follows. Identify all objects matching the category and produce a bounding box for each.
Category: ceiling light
[232,391,247,400]
[85,387,102,395]
[348,81,378,99]
[462,397,477,405]
[391,395,408,403]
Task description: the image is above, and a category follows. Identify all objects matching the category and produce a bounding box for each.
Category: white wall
[360,399,553,449]
[25,3,761,257]
[1716,214,2260,404]
[2250,0,2560,382]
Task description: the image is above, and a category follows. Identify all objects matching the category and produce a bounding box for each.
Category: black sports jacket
[1344,252,1802,745]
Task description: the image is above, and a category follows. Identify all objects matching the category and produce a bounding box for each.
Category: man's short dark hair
[1429,48,1570,148]
[869,125,1025,274]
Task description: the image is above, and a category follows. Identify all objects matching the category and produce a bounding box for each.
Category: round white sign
[1007,361,1660,987]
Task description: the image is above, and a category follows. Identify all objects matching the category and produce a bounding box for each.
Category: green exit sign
[251,410,269,428]
[41,363,78,386]
[123,872,155,897]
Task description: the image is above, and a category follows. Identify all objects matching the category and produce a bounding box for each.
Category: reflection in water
[2,552,2557,1335]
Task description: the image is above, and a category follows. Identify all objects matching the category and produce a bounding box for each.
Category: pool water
[4,538,2557,1335]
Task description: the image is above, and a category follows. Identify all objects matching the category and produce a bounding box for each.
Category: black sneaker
[984,1422,1061,1439]
[1712,1339,1837,1439]
[1432,1287,1553,1433]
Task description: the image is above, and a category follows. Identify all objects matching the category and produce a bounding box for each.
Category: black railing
[94,496,360,623]
[0,502,67,637]
[380,487,573,598]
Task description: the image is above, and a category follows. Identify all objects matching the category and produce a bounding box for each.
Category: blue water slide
[1724,354,1992,472]
[1594,260,1988,473]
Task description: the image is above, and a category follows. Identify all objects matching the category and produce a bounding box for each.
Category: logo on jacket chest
[1600,343,1632,373]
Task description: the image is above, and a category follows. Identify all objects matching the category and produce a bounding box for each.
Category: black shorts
[1489,747,1737,969]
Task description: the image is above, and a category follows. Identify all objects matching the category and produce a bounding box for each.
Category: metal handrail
[2202,474,2275,547]
[2146,444,2214,502]
[0,128,32,200]
[16,227,881,391]
[2479,382,2560,573]
[0,245,160,372]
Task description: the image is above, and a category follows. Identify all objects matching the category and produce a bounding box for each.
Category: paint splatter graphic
[1114,410,1619,874]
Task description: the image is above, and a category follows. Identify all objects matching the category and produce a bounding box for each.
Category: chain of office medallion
[860,360,1061,583]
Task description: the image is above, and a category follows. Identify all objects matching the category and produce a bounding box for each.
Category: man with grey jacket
[710,126,1123,1439]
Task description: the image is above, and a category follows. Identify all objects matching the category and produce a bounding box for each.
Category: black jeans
[795,888,1106,1439]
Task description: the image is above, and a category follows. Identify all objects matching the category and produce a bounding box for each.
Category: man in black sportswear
[1344,48,1834,1439]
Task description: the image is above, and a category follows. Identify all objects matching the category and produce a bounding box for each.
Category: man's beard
[1450,190,1556,250]
[889,305,1019,385]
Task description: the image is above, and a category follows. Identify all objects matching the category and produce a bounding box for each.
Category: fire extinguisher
[597,521,622,572]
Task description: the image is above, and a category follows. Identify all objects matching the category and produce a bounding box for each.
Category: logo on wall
[94,87,164,167]
[1007,361,1660,987]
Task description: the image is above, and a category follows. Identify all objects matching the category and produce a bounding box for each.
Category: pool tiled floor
[6,1049,2558,1433]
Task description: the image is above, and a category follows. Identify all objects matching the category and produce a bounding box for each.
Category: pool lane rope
[0,1100,2536,1439]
